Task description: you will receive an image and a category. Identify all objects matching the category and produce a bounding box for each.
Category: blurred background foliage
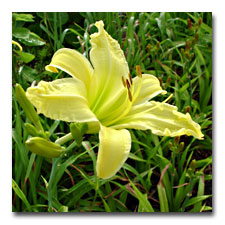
[12,12,212,212]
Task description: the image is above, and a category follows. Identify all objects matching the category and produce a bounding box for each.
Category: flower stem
[55,133,73,145]
[47,132,73,211]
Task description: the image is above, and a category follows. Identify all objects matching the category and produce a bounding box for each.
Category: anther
[126,79,131,89]
[121,76,126,87]
[136,65,142,78]
[128,89,133,102]
[128,73,133,85]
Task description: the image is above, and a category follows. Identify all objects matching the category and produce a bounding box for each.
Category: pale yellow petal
[45,48,93,89]
[112,101,204,140]
[132,74,167,105]
[97,126,131,179]
[89,21,132,123]
[26,78,100,133]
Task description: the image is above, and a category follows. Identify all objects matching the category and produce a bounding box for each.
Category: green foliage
[12,12,212,212]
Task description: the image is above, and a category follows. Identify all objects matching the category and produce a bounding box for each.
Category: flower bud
[185,106,191,113]
[147,43,151,51]
[70,122,88,146]
[15,84,43,132]
[24,123,40,137]
[24,123,49,139]
[174,136,180,144]
[185,40,191,51]
[187,18,192,30]
[189,159,196,170]
[178,142,184,152]
[26,137,65,158]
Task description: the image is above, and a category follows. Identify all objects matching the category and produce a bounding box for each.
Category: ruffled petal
[89,21,132,123]
[132,74,167,105]
[26,78,100,133]
[45,48,93,90]
[97,125,131,179]
[111,101,204,140]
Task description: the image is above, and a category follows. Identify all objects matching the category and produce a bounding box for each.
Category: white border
[2,0,223,224]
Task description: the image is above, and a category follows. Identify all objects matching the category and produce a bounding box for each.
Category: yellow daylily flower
[26,21,204,179]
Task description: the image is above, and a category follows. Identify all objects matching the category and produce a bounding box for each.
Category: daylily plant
[26,21,203,179]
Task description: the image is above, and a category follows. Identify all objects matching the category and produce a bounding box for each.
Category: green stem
[47,132,73,210]
[55,133,73,145]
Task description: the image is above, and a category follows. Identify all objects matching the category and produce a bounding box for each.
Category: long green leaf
[128,178,154,212]
[12,179,32,212]
[183,195,212,208]
[157,183,169,212]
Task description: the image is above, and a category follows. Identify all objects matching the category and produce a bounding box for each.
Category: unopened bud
[26,137,65,158]
[24,123,40,137]
[186,40,191,50]
[174,136,180,144]
[147,43,151,51]
[24,123,49,139]
[15,84,43,132]
[70,122,88,146]
[189,159,196,170]
[185,106,191,113]
[179,142,184,152]
[187,18,192,30]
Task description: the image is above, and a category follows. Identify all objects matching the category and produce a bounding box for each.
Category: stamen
[128,73,133,85]
[121,76,126,87]
[128,89,133,102]
[126,79,131,89]
[136,65,142,77]
[147,94,174,113]
[162,93,173,104]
